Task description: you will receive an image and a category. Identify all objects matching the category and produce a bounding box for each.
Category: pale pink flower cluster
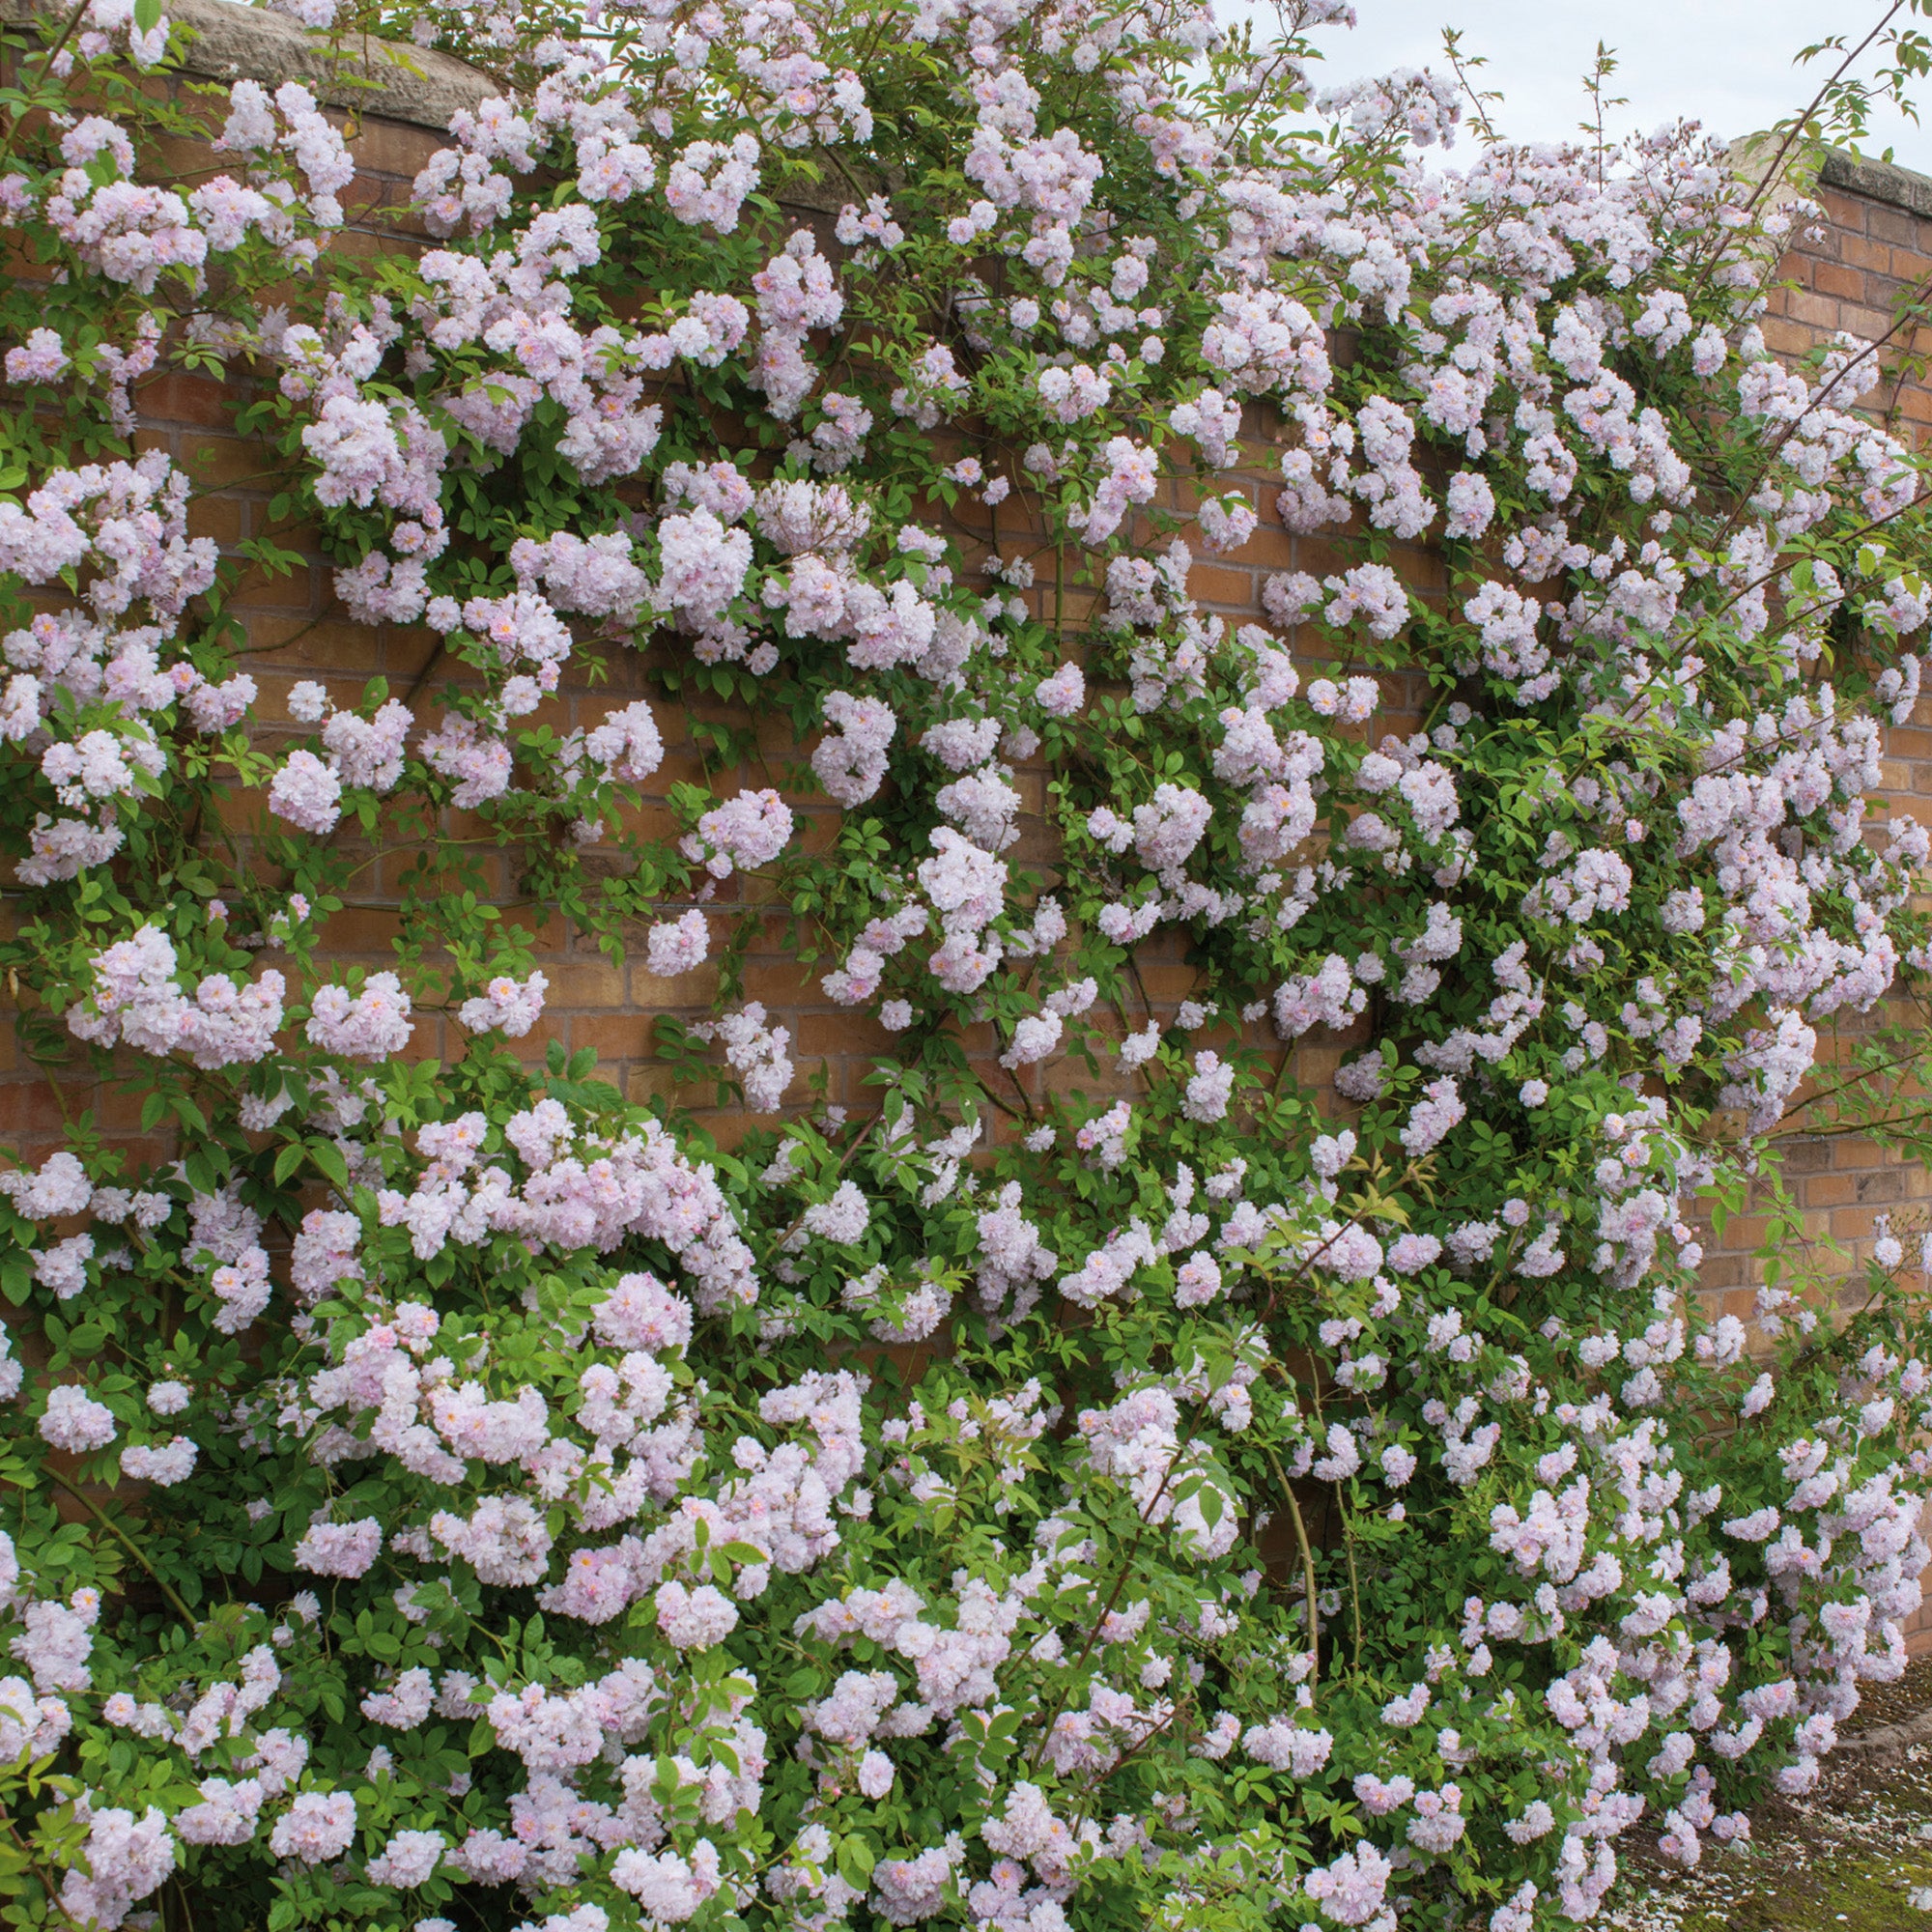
[644,911,710,978]
[573,700,666,790]
[696,1003,795,1113]
[686,788,793,879]
[459,970,549,1037]
[347,1101,757,1309]
[307,974,414,1061]
[40,1385,117,1453]
[60,1802,176,1930]
[1068,437,1158,546]
[269,1791,356,1863]
[270,693,412,832]
[68,924,285,1069]
[812,691,897,807]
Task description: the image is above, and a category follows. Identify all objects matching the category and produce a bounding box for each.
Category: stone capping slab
[1,0,493,132]
[1731,135,1932,225]
[1818,148,1932,220]
[1833,1706,1932,1758]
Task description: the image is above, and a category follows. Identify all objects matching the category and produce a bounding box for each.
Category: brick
[346,107,443,171]
[140,372,234,427]
[340,170,392,213]
[150,129,219,175]
[1796,1155,1856,1209]
[538,959,628,1007]
[316,907,407,954]
[179,435,273,490]
[1870,205,1922,246]
[1839,302,1899,342]
[1812,261,1865,301]
[229,567,320,611]
[185,497,244,545]
[1817,192,1871,237]
[0,1083,76,1133]
[1898,247,1932,293]
[1842,232,1894,273]
[1759,319,1819,358]
[1187,562,1264,607]
[566,1006,653,1054]
[1782,289,1843,330]
[739,959,821,1006]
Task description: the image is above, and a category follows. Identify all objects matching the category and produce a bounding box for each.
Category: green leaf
[0,1258,29,1308]
[309,1139,350,1190]
[836,1836,876,1888]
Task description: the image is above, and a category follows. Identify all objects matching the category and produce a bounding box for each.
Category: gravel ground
[1604,1658,1932,1932]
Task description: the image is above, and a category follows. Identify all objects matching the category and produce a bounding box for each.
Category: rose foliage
[2,0,1932,1930]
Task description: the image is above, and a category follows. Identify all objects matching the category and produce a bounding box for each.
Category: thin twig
[0,1811,85,1932]
[43,1464,198,1624]
[0,0,94,168]
[756,1114,880,1265]
[1264,1443,1322,1690]
[1024,1394,1213,1773]
[1708,4,1906,279]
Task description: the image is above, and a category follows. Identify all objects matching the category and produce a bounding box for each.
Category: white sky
[1298,0,1932,175]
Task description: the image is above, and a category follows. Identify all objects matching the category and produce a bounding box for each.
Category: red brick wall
[8,30,1932,1637]
[1734,146,1932,1649]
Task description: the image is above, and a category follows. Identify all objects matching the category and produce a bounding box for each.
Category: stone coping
[1733,131,1932,220]
[1817,147,1932,220]
[2,0,492,131]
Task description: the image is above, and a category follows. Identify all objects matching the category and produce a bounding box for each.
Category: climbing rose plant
[3,0,1932,1928]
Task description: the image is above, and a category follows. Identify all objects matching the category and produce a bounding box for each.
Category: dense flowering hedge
[2,0,1932,1929]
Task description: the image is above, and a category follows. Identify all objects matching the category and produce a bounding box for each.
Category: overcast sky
[1298,0,1932,173]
